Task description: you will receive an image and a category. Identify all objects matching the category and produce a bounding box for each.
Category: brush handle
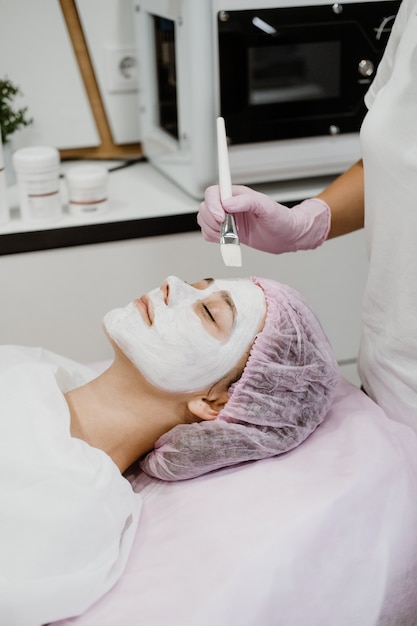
[216,117,232,203]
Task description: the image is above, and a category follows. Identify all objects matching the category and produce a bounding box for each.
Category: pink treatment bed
[52,376,417,626]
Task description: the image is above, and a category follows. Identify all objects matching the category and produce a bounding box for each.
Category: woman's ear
[187,390,229,422]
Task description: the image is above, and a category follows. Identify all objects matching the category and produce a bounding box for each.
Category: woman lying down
[0,276,339,626]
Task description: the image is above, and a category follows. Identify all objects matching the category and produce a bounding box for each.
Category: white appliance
[133,0,399,198]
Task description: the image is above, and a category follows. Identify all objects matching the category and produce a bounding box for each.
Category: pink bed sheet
[53,379,417,626]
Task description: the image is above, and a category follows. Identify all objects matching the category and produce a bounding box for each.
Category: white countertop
[0,159,335,236]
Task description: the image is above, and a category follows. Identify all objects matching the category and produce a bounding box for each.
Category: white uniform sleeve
[365,0,416,108]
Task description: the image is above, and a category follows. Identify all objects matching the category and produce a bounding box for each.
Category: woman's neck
[65,360,187,473]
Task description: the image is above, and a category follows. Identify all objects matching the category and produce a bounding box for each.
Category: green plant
[0,78,33,144]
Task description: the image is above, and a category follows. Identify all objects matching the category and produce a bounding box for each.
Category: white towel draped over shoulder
[0,346,143,626]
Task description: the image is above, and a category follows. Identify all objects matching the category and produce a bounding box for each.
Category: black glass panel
[218,1,400,144]
[153,16,178,140]
[248,41,341,105]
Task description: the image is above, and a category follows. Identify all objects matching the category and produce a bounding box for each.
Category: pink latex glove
[197,185,331,254]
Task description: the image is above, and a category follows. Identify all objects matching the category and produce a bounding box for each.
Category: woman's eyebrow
[203,277,215,285]
[219,291,236,321]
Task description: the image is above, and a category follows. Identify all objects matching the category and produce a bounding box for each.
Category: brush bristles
[220,243,242,267]
[220,213,242,267]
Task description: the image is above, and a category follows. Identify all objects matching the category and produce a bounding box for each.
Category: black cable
[59,156,147,178]
[107,156,147,172]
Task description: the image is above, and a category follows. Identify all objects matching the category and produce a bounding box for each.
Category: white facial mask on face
[103,276,266,393]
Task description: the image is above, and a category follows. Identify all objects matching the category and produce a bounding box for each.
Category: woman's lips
[134,295,153,325]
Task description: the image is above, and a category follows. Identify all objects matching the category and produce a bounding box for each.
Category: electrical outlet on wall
[104,45,138,93]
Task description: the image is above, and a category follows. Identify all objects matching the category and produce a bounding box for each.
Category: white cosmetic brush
[217,116,242,267]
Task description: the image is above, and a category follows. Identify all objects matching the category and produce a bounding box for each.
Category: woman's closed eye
[195,293,236,342]
[203,303,216,324]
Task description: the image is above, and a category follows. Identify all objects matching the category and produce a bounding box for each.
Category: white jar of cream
[13,146,61,222]
[66,164,109,217]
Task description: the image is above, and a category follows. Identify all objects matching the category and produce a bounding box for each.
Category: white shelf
[0,159,335,252]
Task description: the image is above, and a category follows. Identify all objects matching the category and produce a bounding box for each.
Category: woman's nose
[160,281,169,305]
[165,276,197,306]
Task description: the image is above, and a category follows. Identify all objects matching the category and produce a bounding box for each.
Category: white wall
[0,0,139,149]
[75,0,141,144]
[0,0,100,150]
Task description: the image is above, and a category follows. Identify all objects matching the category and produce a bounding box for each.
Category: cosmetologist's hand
[197,185,331,254]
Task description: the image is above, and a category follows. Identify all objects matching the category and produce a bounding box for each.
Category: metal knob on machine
[332,3,343,14]
[358,59,375,77]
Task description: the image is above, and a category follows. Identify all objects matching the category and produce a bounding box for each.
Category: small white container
[66,164,109,217]
[0,132,9,225]
[13,146,61,222]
